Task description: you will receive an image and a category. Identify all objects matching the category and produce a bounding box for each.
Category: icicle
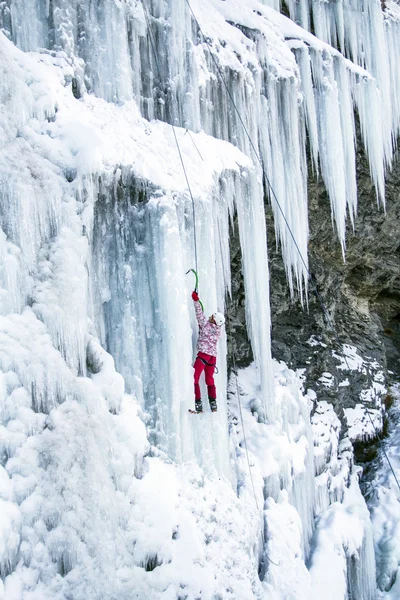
[384,8,400,140]
[311,49,348,255]
[287,0,400,204]
[354,75,387,205]
[310,471,378,600]
[224,171,275,422]
[259,74,309,298]
[295,46,319,176]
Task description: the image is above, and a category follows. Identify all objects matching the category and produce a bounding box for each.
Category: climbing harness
[197,354,219,375]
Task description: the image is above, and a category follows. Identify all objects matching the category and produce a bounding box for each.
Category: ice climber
[191,290,225,413]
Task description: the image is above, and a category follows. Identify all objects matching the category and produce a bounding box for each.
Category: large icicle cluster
[2,0,399,277]
[285,0,400,200]
[0,30,267,598]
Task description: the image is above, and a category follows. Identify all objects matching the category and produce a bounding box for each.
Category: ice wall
[2,0,400,404]
[1,0,399,597]
[0,29,268,597]
[90,172,234,472]
[309,469,377,600]
[309,400,378,600]
[369,385,400,596]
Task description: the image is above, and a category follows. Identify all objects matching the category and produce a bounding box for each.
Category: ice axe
[186,268,204,311]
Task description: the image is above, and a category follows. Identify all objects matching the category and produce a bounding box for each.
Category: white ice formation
[0,0,400,597]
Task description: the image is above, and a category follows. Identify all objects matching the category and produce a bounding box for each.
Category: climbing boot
[195,399,203,413]
[209,398,217,412]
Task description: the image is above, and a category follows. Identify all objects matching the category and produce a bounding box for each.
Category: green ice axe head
[186,268,204,311]
[186,268,199,292]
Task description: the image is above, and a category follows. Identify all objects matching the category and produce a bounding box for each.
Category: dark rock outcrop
[229,141,400,424]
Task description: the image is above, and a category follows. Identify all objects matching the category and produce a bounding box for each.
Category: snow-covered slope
[1,0,400,597]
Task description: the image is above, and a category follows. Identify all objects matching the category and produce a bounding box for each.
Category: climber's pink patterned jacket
[194,300,221,357]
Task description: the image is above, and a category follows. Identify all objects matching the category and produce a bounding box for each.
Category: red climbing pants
[193,352,216,400]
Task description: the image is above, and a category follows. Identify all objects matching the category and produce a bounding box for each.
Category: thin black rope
[314,285,400,492]
[185,0,309,281]
[172,126,199,272]
[216,220,258,507]
[216,218,279,566]
[185,0,400,496]
[142,0,199,274]
[185,128,204,162]
[234,362,259,509]
[360,362,400,493]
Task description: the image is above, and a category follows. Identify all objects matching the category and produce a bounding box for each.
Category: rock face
[229,141,400,427]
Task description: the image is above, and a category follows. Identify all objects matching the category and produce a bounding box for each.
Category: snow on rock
[307,335,327,348]
[344,404,383,443]
[333,344,367,372]
[331,344,387,441]
[318,372,335,389]
[227,361,377,599]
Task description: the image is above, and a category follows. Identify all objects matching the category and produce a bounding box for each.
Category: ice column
[259,74,309,296]
[90,172,233,478]
[220,172,275,422]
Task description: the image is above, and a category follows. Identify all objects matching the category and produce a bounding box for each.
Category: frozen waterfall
[0,0,399,597]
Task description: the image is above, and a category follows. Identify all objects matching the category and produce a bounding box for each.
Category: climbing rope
[171,126,199,273]
[185,128,204,162]
[216,220,259,508]
[184,0,309,277]
[184,0,400,495]
[143,0,282,562]
[142,0,199,275]
[216,218,279,566]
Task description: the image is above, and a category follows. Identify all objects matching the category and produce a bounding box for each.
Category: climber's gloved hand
[192,290,199,301]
